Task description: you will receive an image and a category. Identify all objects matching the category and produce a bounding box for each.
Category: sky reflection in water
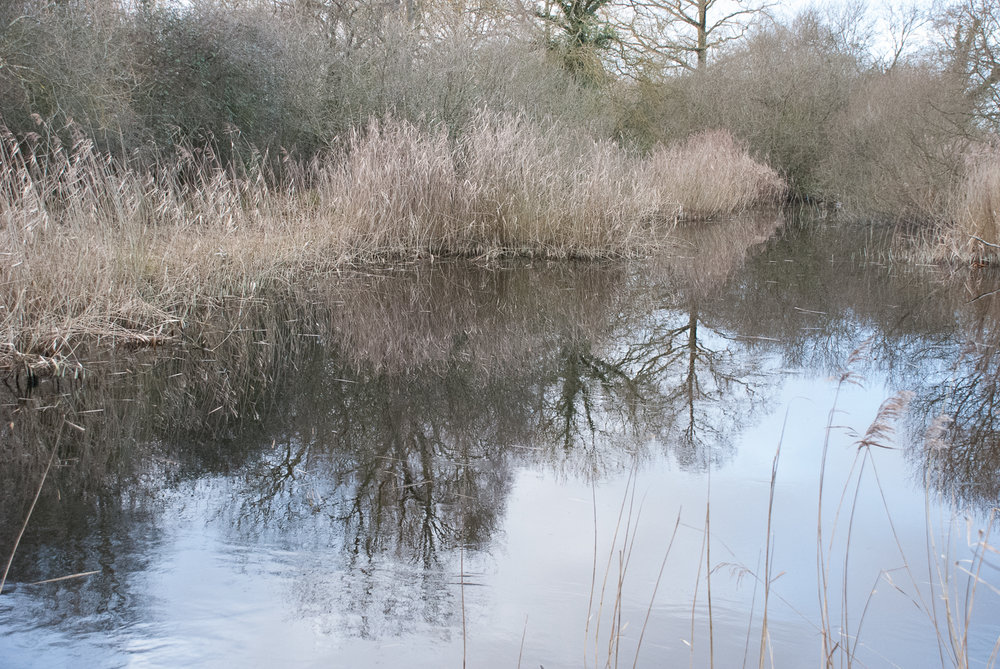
[2,214,999,668]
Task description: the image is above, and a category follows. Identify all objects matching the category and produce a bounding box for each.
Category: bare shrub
[0,0,141,152]
[623,8,977,228]
[623,11,861,199]
[822,65,970,221]
[133,5,330,159]
[0,0,611,170]
[323,15,613,138]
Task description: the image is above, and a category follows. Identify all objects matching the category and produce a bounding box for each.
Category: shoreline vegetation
[3,3,1000,665]
[3,0,1000,368]
[1,116,785,370]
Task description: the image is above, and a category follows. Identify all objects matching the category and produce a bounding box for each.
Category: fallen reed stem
[1,418,64,595]
[632,511,682,669]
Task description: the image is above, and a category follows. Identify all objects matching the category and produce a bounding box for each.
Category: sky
[764,0,942,60]
[771,0,936,17]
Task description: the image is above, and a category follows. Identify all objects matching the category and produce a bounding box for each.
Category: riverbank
[0,116,785,370]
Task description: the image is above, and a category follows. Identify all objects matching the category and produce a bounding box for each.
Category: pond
[1,213,999,668]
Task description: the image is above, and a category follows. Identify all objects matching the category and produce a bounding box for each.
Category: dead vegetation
[0,116,785,369]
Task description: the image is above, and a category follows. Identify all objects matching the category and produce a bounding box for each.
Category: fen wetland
[5,0,1000,667]
[3,212,1000,668]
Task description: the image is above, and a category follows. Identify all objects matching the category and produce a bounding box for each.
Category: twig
[969,288,1000,303]
[585,481,598,669]
[461,544,467,669]
[760,405,791,668]
[517,615,528,669]
[971,235,1000,249]
[28,570,99,586]
[633,511,682,669]
[817,379,844,667]
[706,464,714,669]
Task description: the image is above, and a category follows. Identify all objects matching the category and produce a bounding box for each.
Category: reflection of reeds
[1,213,781,539]
[658,213,785,300]
[585,468,682,669]
[1,419,63,595]
[325,260,635,373]
[655,353,1000,668]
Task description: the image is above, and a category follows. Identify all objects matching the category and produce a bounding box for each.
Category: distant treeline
[1,0,999,253]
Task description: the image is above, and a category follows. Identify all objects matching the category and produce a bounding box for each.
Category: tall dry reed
[643,130,787,220]
[0,115,786,367]
[324,114,662,257]
[940,147,1000,264]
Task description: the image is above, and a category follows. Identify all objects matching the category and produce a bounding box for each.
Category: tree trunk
[696,0,708,69]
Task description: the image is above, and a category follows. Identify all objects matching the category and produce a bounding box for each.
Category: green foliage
[535,0,617,81]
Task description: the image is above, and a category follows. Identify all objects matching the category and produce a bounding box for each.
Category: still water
[2,215,999,668]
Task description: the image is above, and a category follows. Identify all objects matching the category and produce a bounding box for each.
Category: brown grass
[938,147,1000,264]
[0,116,785,367]
[644,130,787,220]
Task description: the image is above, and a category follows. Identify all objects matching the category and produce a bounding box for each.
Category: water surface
[2,214,999,667]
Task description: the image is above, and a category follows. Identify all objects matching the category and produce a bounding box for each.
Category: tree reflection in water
[0,216,783,580]
[8,212,1000,652]
[913,277,1000,508]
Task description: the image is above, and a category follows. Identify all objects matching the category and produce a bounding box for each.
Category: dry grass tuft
[939,147,1000,264]
[644,130,788,220]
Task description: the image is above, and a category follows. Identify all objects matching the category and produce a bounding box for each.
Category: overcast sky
[771,0,936,17]
[765,0,941,59]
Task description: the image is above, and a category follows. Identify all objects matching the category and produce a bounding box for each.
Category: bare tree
[880,1,930,70]
[937,0,1000,130]
[612,0,773,75]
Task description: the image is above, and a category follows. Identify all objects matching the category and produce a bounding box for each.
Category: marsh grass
[329,116,784,257]
[594,348,1000,668]
[937,148,1000,264]
[0,116,785,369]
[585,468,682,669]
[758,353,998,668]
[902,145,1000,266]
[644,131,788,221]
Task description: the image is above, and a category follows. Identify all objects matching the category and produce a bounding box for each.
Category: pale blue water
[2,216,998,667]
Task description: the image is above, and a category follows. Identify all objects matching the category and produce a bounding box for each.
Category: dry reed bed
[0,116,786,366]
[935,146,1000,264]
